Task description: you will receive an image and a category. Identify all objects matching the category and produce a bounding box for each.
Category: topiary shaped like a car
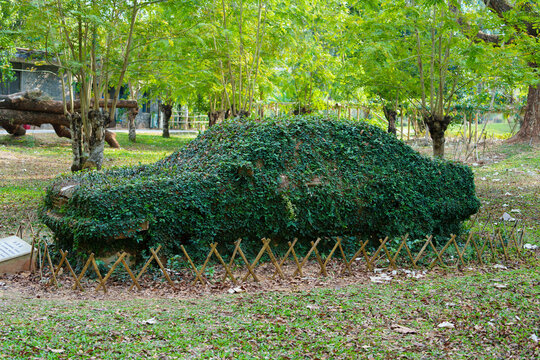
[40,116,480,257]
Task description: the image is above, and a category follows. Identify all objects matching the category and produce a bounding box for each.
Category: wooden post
[348,107,351,120]
[400,106,404,141]
[407,109,411,141]
[474,113,479,146]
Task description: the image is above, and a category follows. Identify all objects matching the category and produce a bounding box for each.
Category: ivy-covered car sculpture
[41,116,480,257]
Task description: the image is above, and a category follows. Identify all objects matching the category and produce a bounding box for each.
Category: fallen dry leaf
[391,324,417,334]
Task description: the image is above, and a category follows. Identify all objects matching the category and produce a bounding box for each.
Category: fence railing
[27,221,532,294]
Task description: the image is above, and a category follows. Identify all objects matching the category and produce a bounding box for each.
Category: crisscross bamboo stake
[452,236,466,267]
[130,245,161,290]
[471,236,484,265]
[48,248,67,286]
[377,237,397,269]
[260,238,285,280]
[345,240,369,272]
[222,240,241,282]
[95,252,127,292]
[413,235,433,267]
[321,238,341,275]
[504,222,521,258]
[234,240,259,282]
[496,230,510,261]
[91,255,107,293]
[184,244,215,286]
[510,231,523,259]
[43,242,58,287]
[180,245,206,285]
[271,238,298,280]
[366,237,389,270]
[428,235,456,269]
[337,239,352,274]
[210,243,237,284]
[58,250,83,291]
[242,239,272,282]
[292,238,321,277]
[150,247,175,288]
[391,234,412,266]
[73,254,94,290]
[311,240,327,276]
[119,256,141,291]
[427,237,445,268]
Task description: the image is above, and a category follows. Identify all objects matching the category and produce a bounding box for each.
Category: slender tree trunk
[424,114,452,158]
[128,108,138,142]
[508,85,540,143]
[70,113,84,172]
[160,104,172,138]
[383,106,397,135]
[86,110,107,170]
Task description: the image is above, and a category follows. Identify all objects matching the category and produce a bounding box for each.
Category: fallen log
[0,90,138,114]
[0,109,120,148]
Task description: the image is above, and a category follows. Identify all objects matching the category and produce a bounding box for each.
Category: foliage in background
[41,115,479,259]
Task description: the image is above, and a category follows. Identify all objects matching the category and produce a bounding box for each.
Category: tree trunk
[424,114,452,158]
[85,110,107,171]
[160,104,172,138]
[1,123,26,136]
[383,106,397,135]
[70,113,84,172]
[128,108,138,143]
[508,85,540,143]
[52,124,71,138]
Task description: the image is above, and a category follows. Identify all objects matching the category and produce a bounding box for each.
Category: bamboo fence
[27,220,531,294]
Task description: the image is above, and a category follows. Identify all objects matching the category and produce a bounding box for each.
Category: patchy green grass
[470,143,540,243]
[1,263,539,359]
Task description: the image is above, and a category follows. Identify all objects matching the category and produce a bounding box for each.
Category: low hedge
[40,115,480,259]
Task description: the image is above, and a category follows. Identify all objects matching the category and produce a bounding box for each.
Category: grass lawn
[0,130,539,359]
[1,263,538,359]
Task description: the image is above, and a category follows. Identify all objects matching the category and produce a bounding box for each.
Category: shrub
[40,115,480,259]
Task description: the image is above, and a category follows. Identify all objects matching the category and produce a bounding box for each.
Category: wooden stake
[428,235,456,269]
[96,252,127,292]
[74,255,94,290]
[242,239,270,282]
[59,250,83,291]
[292,238,321,277]
[272,238,298,280]
[91,255,107,293]
[120,257,141,291]
[263,239,285,280]
[322,238,341,271]
[44,243,58,287]
[211,244,237,284]
[413,236,432,267]
[130,245,161,290]
[338,240,352,274]
[180,245,206,285]
[311,241,328,277]
[346,240,369,270]
[367,237,389,270]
